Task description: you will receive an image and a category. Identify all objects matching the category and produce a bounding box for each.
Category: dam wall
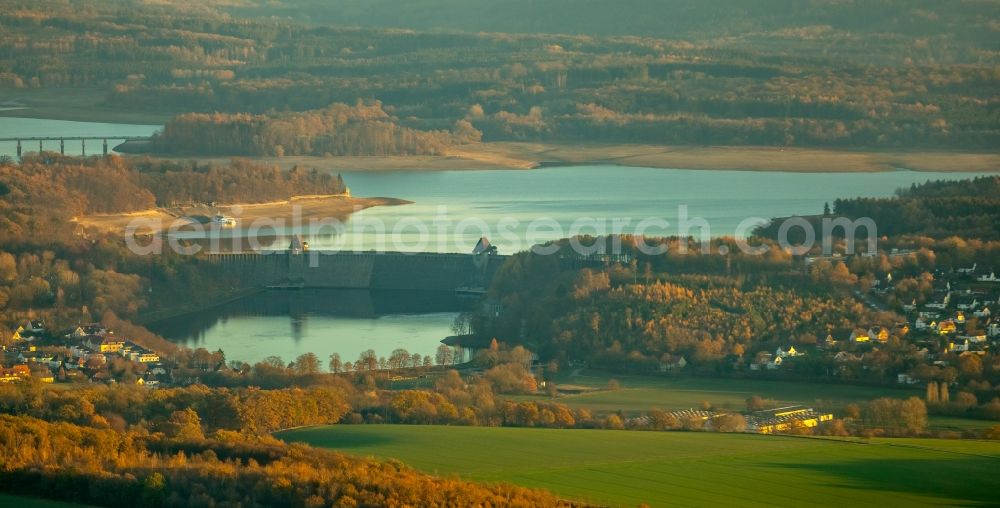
[204,250,506,291]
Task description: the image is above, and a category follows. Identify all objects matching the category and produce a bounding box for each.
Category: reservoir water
[305,165,996,253]
[150,289,466,367]
[5,116,996,364]
[0,116,160,157]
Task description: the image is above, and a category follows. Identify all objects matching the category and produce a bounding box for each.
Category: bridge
[0,135,153,157]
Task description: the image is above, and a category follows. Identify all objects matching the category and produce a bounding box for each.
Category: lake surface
[0,116,160,157]
[151,290,467,366]
[287,166,993,253]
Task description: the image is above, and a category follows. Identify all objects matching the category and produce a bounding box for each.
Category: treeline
[2,1,998,149]
[0,414,569,507]
[3,154,346,215]
[0,382,351,434]
[754,176,1000,240]
[152,102,481,156]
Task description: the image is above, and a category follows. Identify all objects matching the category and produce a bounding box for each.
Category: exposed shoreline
[74,195,411,235]
[156,143,1000,174]
[2,87,997,173]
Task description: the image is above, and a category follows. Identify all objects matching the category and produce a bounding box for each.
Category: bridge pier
[81,139,85,156]
[60,139,64,155]
[15,140,20,158]
[38,140,42,154]
[103,139,108,156]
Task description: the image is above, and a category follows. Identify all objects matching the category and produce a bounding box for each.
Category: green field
[279,425,1000,507]
[534,373,916,414]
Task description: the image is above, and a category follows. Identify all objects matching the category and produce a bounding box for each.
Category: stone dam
[203,250,508,291]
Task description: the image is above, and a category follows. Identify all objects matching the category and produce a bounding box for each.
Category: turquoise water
[172,165,996,253]
[0,116,160,157]
[316,165,996,253]
[151,289,464,365]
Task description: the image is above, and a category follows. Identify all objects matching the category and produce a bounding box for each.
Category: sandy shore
[160,143,1000,173]
[0,88,173,125]
[75,195,410,235]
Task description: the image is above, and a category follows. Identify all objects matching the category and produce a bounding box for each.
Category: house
[989,323,1000,338]
[750,352,774,371]
[978,272,999,282]
[892,323,910,336]
[834,351,861,363]
[926,292,950,310]
[954,311,966,324]
[867,326,890,342]
[776,346,803,358]
[12,321,44,341]
[959,332,988,344]
[87,334,125,353]
[937,320,957,335]
[850,329,871,343]
[0,364,31,383]
[767,356,783,370]
[67,323,106,339]
[903,299,917,312]
[949,339,970,352]
[897,373,919,385]
[956,298,979,311]
[746,406,833,434]
[974,307,991,318]
[957,263,977,275]
[659,355,687,371]
[129,350,160,363]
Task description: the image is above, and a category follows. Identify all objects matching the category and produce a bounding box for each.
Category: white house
[958,333,987,344]
[958,263,977,275]
[926,292,950,310]
[957,299,979,311]
[977,272,998,282]
[949,339,970,352]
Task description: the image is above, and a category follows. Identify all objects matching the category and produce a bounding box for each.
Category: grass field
[279,425,1000,507]
[535,373,914,414]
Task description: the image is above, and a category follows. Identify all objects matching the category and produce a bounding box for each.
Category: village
[1,320,166,386]
[738,260,999,384]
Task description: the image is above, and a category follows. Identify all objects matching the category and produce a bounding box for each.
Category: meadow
[279,425,1000,507]
[537,372,913,413]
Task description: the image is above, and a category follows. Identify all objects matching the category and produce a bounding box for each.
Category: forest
[0,412,568,507]
[754,176,1000,240]
[1,0,998,150]
[153,102,480,156]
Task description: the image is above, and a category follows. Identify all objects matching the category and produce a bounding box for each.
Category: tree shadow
[279,427,399,450]
[768,453,1000,506]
